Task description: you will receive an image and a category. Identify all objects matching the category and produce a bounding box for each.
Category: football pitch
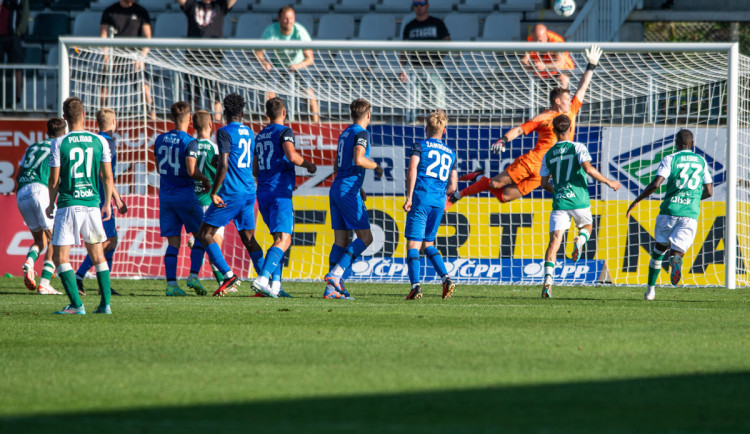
[1,277,748,433]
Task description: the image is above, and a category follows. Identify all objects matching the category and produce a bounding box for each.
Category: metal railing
[565,0,642,42]
[0,64,58,114]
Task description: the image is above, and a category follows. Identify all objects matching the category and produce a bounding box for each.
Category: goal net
[58,38,750,288]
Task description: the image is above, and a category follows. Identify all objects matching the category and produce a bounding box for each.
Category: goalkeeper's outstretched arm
[573,44,602,103]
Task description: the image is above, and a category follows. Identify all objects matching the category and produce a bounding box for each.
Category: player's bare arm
[491,126,525,154]
[290,50,314,72]
[702,183,714,199]
[186,155,211,192]
[211,153,229,208]
[353,146,383,179]
[581,161,620,191]
[540,174,554,194]
[626,175,665,217]
[45,167,60,219]
[113,188,127,214]
[446,170,458,196]
[282,140,316,174]
[99,161,115,221]
[573,44,602,103]
[403,154,420,212]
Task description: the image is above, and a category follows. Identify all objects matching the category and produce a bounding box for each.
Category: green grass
[1,277,749,433]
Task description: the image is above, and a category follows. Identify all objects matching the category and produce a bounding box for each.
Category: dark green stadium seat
[28,0,49,11]
[50,0,91,11]
[23,45,43,64]
[25,12,69,47]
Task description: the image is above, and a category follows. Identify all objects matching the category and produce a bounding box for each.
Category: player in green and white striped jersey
[45,97,115,315]
[626,129,713,300]
[186,110,226,289]
[539,114,621,298]
[15,117,66,295]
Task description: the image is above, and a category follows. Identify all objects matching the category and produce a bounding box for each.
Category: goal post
[57,37,749,289]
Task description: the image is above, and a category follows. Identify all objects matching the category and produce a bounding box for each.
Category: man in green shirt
[539,114,621,298]
[255,5,319,123]
[15,117,66,295]
[45,97,115,315]
[626,129,713,300]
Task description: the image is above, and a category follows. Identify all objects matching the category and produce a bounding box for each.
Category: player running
[197,93,264,297]
[539,114,621,299]
[154,101,212,296]
[403,111,458,300]
[251,97,317,298]
[187,110,227,286]
[446,44,602,209]
[75,108,127,297]
[626,129,713,301]
[46,97,115,314]
[16,117,65,295]
[324,98,383,299]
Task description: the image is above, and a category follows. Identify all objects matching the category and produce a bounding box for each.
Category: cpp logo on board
[609,134,725,198]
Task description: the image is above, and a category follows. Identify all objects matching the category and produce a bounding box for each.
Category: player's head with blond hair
[266,97,286,121]
[193,110,212,138]
[96,108,116,133]
[62,97,85,125]
[425,110,448,138]
[549,87,571,109]
[223,93,245,123]
[47,117,66,139]
[552,114,571,141]
[170,101,191,124]
[675,129,694,150]
[350,98,371,123]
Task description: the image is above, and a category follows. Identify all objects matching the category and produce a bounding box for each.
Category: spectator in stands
[0,0,29,106]
[178,0,237,120]
[99,0,154,115]
[521,23,574,89]
[400,0,450,120]
[255,5,319,123]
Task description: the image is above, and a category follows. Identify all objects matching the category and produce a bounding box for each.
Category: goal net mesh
[62,41,750,287]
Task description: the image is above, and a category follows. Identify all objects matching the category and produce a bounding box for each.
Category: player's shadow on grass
[2,372,748,434]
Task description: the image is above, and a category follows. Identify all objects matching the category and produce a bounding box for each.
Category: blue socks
[189,239,204,275]
[335,238,367,273]
[104,248,115,270]
[250,249,265,276]
[425,246,448,278]
[329,244,346,273]
[164,245,179,283]
[272,261,282,282]
[76,255,94,278]
[260,247,284,280]
[205,242,230,275]
[407,248,420,285]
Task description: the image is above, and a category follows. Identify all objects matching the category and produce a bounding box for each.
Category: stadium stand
[317,13,354,40]
[251,0,282,13]
[26,12,68,47]
[358,14,397,40]
[375,0,411,13]
[456,0,499,12]
[444,13,480,41]
[133,0,170,12]
[234,13,273,39]
[154,12,187,38]
[421,0,458,13]
[333,0,373,13]
[398,13,416,38]
[50,0,91,12]
[480,12,522,41]
[296,0,334,13]
[498,0,544,12]
[295,14,316,36]
[232,0,253,11]
[73,11,104,37]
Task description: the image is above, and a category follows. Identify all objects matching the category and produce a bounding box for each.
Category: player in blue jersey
[251,97,317,298]
[197,93,265,297]
[403,111,458,300]
[75,109,128,297]
[324,99,383,299]
[154,101,212,296]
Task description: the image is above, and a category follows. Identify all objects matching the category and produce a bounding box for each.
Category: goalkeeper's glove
[491,136,508,155]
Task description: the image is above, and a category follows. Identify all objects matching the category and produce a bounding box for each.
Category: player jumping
[251,97,317,298]
[446,44,602,209]
[16,117,66,295]
[539,114,620,298]
[403,111,458,300]
[626,129,713,301]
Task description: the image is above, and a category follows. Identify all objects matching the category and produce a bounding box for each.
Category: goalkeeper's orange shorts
[505,156,542,196]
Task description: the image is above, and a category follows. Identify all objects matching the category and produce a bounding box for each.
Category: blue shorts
[329,192,369,231]
[405,204,444,242]
[258,193,294,234]
[102,212,117,238]
[203,193,256,231]
[160,196,204,237]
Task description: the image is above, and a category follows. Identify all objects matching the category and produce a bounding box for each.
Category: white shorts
[16,183,54,232]
[202,205,225,238]
[549,208,593,233]
[52,206,107,246]
[654,214,698,254]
